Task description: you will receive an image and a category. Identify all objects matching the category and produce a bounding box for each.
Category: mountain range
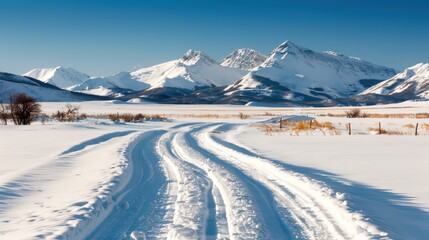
[0,72,104,102]
[360,63,429,100]
[2,40,428,105]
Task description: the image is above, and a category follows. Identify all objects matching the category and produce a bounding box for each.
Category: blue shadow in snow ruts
[60,130,136,155]
[212,123,429,240]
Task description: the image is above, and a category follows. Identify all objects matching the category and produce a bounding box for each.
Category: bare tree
[9,93,41,125]
[0,102,10,125]
[345,108,361,118]
[65,103,79,115]
[52,104,80,122]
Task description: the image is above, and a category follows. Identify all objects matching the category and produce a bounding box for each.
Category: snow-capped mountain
[24,66,90,89]
[220,48,267,70]
[71,50,246,96]
[360,63,429,99]
[132,49,246,90]
[69,71,149,97]
[229,41,397,99]
[0,72,103,102]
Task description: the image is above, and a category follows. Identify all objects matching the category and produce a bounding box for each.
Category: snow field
[197,124,388,239]
[0,123,141,239]
[1,101,428,239]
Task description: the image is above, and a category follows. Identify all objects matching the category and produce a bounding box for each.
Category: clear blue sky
[1,0,428,76]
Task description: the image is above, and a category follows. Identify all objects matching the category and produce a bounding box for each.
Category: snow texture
[360,63,429,99]
[220,48,267,70]
[24,66,90,89]
[231,41,397,99]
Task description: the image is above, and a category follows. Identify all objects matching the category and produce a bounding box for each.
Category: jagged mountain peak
[220,48,267,70]
[239,40,397,99]
[272,40,302,54]
[323,51,344,57]
[24,66,90,89]
[180,49,217,65]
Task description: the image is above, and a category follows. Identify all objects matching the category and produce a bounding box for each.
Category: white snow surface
[220,48,267,70]
[1,101,428,240]
[360,63,429,99]
[231,41,397,99]
[24,66,90,89]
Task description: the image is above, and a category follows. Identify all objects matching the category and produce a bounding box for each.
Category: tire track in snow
[86,130,168,240]
[84,122,388,240]
[197,123,389,240]
[156,128,212,239]
[172,124,288,240]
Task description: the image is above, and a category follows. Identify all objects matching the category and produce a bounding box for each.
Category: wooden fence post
[379,122,381,135]
[415,123,419,136]
[310,120,312,130]
[348,123,351,135]
[279,117,282,129]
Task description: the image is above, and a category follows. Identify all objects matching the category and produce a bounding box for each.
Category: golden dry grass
[319,112,429,119]
[259,120,339,136]
[403,123,415,129]
[368,127,406,135]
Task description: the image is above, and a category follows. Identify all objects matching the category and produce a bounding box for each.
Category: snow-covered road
[87,122,388,240]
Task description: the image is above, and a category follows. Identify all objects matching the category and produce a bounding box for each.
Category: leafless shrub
[104,113,167,123]
[9,93,41,125]
[122,113,134,122]
[134,113,145,122]
[108,113,121,123]
[65,104,79,115]
[52,104,81,122]
[345,108,361,118]
[264,112,276,116]
[79,113,87,119]
[52,110,67,122]
[0,102,10,125]
[239,112,250,119]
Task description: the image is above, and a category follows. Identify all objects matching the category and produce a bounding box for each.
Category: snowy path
[88,122,388,240]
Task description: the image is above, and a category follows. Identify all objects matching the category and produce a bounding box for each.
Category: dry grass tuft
[368,127,405,135]
[345,109,362,118]
[319,112,429,119]
[260,120,339,136]
[239,112,250,119]
[403,123,415,129]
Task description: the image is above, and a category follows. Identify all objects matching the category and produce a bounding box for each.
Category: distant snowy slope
[132,49,246,90]
[71,50,247,96]
[0,72,103,102]
[220,48,267,70]
[69,72,149,97]
[24,66,90,89]
[232,41,396,99]
[360,63,429,99]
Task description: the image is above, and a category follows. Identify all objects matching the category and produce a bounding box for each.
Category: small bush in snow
[239,112,250,119]
[345,109,361,118]
[0,102,10,125]
[52,104,80,122]
[9,93,41,125]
